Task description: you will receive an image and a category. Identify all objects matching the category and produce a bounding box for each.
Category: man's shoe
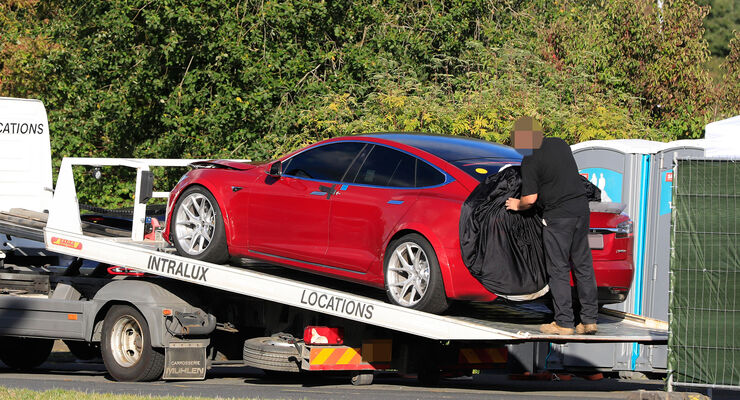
[539,322,575,335]
[576,323,598,335]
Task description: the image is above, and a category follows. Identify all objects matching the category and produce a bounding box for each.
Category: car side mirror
[268,161,282,178]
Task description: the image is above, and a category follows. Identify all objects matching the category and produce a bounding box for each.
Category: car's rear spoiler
[189,160,254,171]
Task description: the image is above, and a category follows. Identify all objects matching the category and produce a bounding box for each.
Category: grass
[0,387,259,400]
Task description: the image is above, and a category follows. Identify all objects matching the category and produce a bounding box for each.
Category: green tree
[0,0,735,206]
[719,31,740,115]
[699,0,740,57]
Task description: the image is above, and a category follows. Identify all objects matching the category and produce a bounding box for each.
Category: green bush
[1,0,736,206]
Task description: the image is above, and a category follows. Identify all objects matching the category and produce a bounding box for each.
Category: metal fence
[668,158,739,392]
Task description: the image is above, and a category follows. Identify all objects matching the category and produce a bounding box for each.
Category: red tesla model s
[163,134,633,313]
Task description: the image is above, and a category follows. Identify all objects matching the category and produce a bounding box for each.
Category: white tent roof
[704,115,740,158]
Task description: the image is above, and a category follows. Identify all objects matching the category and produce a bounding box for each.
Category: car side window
[283,142,365,182]
[340,144,372,183]
[352,145,415,187]
[415,159,446,187]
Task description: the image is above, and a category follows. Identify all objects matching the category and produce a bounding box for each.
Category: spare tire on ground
[243,333,301,373]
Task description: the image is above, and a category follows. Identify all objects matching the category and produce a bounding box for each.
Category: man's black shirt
[520,137,587,218]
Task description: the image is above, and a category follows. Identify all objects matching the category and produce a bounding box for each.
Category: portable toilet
[635,139,707,372]
[544,139,669,372]
[642,117,739,373]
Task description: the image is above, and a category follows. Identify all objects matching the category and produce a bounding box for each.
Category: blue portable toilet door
[569,147,638,371]
[637,147,704,371]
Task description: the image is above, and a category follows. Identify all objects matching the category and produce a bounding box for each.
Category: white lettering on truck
[0,122,45,134]
[147,255,209,282]
[300,289,374,320]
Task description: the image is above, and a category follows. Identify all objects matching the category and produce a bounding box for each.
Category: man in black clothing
[505,117,598,335]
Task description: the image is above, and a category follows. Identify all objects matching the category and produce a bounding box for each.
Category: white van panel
[0,97,54,213]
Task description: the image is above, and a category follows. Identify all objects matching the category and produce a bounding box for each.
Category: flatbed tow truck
[0,97,667,385]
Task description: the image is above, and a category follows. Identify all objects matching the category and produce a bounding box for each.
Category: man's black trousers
[542,213,598,328]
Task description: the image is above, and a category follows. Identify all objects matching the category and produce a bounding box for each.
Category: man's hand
[506,194,538,211]
[505,197,520,211]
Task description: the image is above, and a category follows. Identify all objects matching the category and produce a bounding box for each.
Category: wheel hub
[110,315,144,368]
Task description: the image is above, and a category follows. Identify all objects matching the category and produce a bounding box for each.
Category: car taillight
[304,326,344,345]
[107,266,147,277]
[616,220,633,238]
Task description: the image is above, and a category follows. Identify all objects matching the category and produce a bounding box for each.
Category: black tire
[0,337,53,370]
[101,305,164,382]
[417,367,441,386]
[171,186,229,264]
[64,340,101,361]
[243,335,301,373]
[384,233,449,314]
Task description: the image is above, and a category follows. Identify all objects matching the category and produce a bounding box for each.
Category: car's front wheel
[384,233,448,314]
[171,186,228,264]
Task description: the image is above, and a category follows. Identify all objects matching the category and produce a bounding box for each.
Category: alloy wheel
[386,242,431,307]
[175,193,216,255]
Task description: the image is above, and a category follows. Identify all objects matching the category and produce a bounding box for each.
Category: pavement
[0,342,725,400]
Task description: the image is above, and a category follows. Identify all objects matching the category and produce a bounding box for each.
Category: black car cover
[459,166,547,297]
[582,174,602,202]
[459,167,600,298]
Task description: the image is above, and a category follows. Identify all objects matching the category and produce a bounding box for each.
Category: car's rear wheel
[384,233,448,314]
[172,186,228,264]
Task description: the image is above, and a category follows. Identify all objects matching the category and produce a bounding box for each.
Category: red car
[163,134,633,313]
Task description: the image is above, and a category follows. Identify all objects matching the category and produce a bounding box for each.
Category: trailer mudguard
[88,280,211,347]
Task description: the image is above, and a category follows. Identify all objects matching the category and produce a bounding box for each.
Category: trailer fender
[88,280,212,347]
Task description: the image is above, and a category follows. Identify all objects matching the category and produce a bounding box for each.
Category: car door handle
[319,185,336,195]
[309,184,337,199]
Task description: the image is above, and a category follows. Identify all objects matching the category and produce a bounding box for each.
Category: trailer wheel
[243,335,301,373]
[350,371,374,386]
[0,337,53,370]
[101,305,164,382]
[172,186,229,264]
[384,233,449,314]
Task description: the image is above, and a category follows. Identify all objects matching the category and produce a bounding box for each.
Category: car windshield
[452,158,520,182]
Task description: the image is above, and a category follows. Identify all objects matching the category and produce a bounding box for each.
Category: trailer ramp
[43,228,667,344]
